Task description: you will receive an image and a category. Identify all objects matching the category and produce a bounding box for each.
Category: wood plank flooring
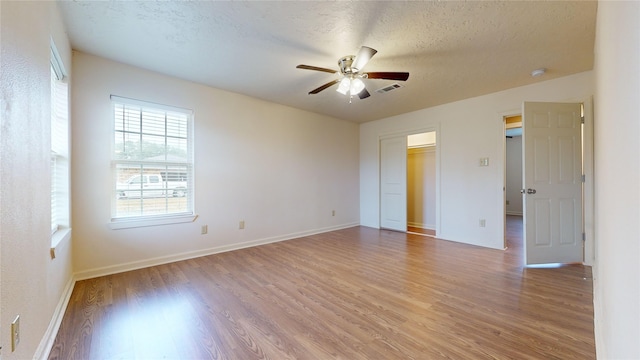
[48,216,595,359]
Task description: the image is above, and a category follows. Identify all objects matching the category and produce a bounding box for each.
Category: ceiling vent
[376,83,403,94]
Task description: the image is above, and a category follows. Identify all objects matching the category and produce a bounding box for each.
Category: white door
[523,102,583,265]
[380,136,407,231]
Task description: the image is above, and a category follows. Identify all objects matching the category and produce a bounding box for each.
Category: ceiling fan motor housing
[339,56,356,75]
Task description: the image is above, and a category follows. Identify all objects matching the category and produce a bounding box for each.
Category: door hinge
[582,232,586,242]
[581,174,586,183]
[581,116,585,124]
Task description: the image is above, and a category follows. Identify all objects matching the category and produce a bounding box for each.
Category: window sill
[51,227,72,259]
[109,214,198,230]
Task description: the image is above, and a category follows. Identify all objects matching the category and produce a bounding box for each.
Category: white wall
[0,2,74,359]
[593,1,640,358]
[505,136,523,215]
[71,52,360,277]
[360,71,594,249]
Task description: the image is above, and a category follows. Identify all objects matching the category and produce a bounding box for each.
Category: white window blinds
[111,96,194,220]
[50,54,69,235]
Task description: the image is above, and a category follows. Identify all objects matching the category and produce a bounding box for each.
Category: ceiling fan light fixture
[298,46,409,98]
[336,77,350,95]
[350,78,365,95]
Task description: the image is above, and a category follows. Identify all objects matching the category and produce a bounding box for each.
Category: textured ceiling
[57,1,597,123]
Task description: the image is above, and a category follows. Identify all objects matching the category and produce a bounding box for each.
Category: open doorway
[503,103,590,265]
[504,115,523,249]
[379,129,439,236]
[407,132,436,237]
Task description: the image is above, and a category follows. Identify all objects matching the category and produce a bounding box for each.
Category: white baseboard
[74,222,360,281]
[34,276,76,360]
[591,264,606,359]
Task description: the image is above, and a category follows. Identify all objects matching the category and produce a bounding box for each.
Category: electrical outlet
[11,315,20,352]
[479,219,486,227]
[201,225,208,235]
[239,220,245,229]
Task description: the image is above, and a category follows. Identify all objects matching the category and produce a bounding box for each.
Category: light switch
[479,157,489,166]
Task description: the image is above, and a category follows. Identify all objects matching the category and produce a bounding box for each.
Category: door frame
[499,97,594,265]
[379,126,441,235]
[582,97,595,266]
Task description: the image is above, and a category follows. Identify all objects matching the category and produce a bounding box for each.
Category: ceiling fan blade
[351,46,377,72]
[357,88,371,99]
[296,64,338,74]
[365,72,410,81]
[308,79,340,94]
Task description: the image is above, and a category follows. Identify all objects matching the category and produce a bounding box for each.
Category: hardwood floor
[49,216,595,359]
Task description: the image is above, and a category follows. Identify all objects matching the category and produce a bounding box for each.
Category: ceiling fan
[296,46,409,100]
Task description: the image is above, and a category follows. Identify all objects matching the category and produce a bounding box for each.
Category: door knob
[527,188,537,194]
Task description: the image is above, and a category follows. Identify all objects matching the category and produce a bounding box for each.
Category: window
[111,96,194,224]
[51,43,70,248]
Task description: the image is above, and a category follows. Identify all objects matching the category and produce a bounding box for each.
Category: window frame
[50,41,72,256]
[109,95,196,229]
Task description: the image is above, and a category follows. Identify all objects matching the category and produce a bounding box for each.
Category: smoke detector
[531,68,546,77]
